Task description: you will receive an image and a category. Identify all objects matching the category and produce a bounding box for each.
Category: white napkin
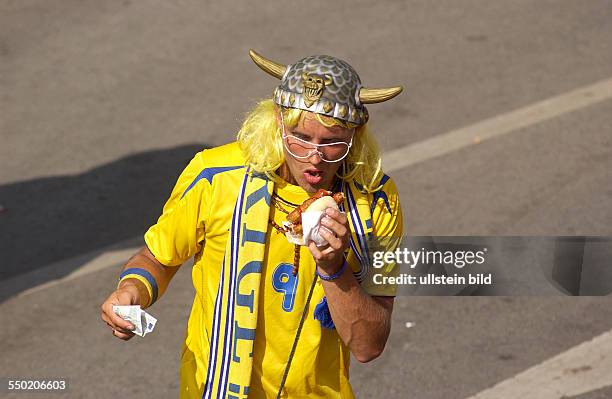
[113,305,157,337]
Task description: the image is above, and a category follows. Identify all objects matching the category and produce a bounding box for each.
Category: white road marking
[465,329,612,399]
[18,245,143,296]
[383,77,612,172]
[0,237,143,299]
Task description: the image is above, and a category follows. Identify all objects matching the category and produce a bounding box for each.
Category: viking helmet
[249,49,402,125]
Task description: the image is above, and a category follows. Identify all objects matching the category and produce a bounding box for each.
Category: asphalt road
[1,1,611,398]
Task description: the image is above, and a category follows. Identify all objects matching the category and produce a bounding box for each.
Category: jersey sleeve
[144,151,210,266]
[361,175,404,296]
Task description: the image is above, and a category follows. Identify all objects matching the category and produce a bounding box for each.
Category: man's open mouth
[304,169,324,184]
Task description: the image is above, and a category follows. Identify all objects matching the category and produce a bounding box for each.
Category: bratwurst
[286,189,344,235]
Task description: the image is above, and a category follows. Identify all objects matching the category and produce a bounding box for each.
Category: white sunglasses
[279,114,353,163]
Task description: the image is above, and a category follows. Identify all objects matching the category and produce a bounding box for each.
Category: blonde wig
[237,99,384,193]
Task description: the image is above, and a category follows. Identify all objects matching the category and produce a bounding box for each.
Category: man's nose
[308,151,323,164]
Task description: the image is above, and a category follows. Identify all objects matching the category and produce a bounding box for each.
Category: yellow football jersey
[144,142,403,399]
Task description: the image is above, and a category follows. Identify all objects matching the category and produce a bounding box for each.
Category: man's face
[280,112,354,194]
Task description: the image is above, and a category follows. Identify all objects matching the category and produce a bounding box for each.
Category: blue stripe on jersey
[339,181,366,281]
[371,174,392,215]
[202,258,225,399]
[181,166,243,199]
[346,184,370,280]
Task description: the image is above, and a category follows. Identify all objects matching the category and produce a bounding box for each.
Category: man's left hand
[308,207,350,276]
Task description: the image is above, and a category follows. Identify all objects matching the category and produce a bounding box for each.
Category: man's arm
[100,246,180,340]
[118,246,180,307]
[319,271,393,363]
[309,208,394,363]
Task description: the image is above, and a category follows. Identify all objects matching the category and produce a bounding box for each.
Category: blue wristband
[316,260,348,281]
[119,268,159,305]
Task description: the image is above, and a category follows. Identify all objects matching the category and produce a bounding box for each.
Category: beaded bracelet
[316,259,348,281]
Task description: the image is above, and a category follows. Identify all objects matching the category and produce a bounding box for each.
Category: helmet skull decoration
[302,72,333,108]
[249,49,403,126]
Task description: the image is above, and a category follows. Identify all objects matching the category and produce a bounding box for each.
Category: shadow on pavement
[0,143,209,298]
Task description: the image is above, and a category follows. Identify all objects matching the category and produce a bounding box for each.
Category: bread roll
[306,195,340,213]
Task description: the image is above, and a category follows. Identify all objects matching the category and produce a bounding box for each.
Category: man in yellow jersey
[101,50,404,398]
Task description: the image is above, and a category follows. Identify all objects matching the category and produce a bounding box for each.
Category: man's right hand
[100,284,140,340]
[100,246,180,340]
